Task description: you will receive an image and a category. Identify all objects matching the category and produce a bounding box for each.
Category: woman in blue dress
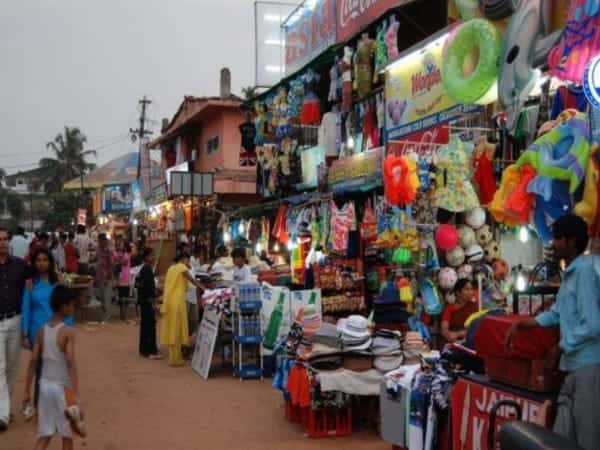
[21,248,73,349]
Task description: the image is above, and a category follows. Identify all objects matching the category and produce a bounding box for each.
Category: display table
[451,374,556,450]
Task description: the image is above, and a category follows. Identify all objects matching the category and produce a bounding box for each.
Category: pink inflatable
[548,0,600,82]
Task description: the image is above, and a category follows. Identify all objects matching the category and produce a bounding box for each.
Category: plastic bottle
[263,291,286,349]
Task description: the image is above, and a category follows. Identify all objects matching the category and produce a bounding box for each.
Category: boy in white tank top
[23,285,85,450]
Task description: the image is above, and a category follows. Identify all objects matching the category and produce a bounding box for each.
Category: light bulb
[223,231,231,243]
[287,240,294,251]
[347,136,355,149]
[273,243,280,252]
[255,242,263,253]
[519,226,529,243]
[238,222,245,235]
[133,219,138,226]
[516,273,527,292]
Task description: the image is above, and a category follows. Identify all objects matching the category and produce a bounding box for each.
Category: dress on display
[301,70,321,125]
[341,47,354,113]
[386,15,400,60]
[435,137,480,212]
[355,34,375,98]
[473,141,497,205]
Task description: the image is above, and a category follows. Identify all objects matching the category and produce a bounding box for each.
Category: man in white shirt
[231,247,252,283]
[73,225,94,275]
[8,227,28,259]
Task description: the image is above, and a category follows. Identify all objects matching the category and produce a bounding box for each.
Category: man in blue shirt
[506,215,600,450]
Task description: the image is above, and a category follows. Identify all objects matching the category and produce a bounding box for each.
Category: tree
[43,191,90,230]
[242,86,259,101]
[39,126,96,193]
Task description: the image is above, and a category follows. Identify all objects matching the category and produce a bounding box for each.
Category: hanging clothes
[385,15,400,60]
[329,200,356,254]
[473,140,497,205]
[551,85,588,119]
[341,47,354,113]
[355,34,375,98]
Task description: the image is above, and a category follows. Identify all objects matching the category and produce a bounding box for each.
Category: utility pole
[130,96,153,198]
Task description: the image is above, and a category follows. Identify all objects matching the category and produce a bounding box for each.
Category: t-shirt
[441,301,479,331]
[73,234,93,264]
[135,265,155,303]
[64,242,79,273]
[232,265,252,283]
[239,122,257,152]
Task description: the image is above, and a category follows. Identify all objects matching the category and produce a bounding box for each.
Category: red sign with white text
[451,377,553,450]
[285,0,336,75]
[336,0,415,44]
[387,125,449,155]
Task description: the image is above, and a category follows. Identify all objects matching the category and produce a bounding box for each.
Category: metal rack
[232,283,264,380]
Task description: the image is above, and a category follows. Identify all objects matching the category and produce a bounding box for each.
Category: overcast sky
[0,0,257,174]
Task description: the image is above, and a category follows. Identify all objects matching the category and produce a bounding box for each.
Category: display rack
[232,283,264,380]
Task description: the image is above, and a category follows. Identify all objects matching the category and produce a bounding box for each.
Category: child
[231,247,252,283]
[135,247,163,359]
[24,285,85,450]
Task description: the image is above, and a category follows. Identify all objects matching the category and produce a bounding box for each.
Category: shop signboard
[131,180,146,213]
[387,125,449,155]
[385,33,480,140]
[150,182,168,206]
[451,376,552,450]
[336,0,415,44]
[284,0,336,75]
[102,184,133,213]
[191,308,222,380]
[328,147,384,187]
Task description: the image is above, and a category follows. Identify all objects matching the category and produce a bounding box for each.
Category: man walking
[0,227,29,431]
[95,233,114,323]
[506,215,600,450]
[9,227,28,259]
[73,225,93,275]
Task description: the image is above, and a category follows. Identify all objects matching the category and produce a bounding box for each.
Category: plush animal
[475,224,493,246]
[484,240,502,263]
[490,164,522,226]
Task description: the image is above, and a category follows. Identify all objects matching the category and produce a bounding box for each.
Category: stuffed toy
[475,224,493,246]
[484,240,502,263]
[490,164,522,226]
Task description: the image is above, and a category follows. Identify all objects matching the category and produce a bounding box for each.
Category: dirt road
[5,322,388,450]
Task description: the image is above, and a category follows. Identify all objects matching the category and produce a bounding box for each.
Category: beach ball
[439,267,458,291]
[436,224,459,251]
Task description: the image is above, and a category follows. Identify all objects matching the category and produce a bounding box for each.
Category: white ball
[458,226,477,248]
[465,207,486,229]
[439,267,458,291]
[457,264,474,280]
[446,246,465,267]
[465,244,484,263]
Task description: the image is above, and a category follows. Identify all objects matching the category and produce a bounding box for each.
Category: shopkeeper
[441,279,478,344]
[506,215,600,450]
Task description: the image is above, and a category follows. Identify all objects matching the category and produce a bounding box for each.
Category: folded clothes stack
[338,315,372,351]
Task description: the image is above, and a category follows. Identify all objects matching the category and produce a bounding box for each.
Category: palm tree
[39,126,96,193]
[242,86,259,101]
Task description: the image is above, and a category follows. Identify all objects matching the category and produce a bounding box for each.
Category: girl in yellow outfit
[160,253,203,367]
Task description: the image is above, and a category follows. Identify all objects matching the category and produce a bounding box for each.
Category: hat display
[301,307,322,339]
[374,355,404,372]
[339,315,372,351]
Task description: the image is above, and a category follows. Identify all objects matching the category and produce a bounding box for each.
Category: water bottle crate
[238,300,262,311]
[234,335,263,345]
[234,364,263,380]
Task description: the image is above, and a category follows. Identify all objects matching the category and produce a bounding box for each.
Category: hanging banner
[385,33,480,139]
[285,0,336,75]
[337,0,415,44]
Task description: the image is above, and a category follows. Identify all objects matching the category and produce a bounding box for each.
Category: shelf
[234,364,263,380]
[234,335,263,345]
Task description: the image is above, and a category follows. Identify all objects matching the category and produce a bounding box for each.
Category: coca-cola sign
[337,0,415,44]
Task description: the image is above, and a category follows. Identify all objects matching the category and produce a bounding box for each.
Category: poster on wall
[385,33,480,140]
[261,283,291,354]
[191,308,222,380]
[103,184,133,213]
[285,0,336,75]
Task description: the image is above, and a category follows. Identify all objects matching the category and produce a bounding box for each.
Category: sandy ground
[4,322,389,450]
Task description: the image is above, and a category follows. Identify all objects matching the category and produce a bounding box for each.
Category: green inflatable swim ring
[442,19,502,104]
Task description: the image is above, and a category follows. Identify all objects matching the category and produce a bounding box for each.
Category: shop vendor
[506,215,600,450]
[441,279,479,344]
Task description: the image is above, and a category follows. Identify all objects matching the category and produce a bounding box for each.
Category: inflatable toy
[499,0,562,131]
[516,122,591,193]
[465,244,484,263]
[458,226,477,249]
[504,164,537,225]
[435,224,459,251]
[489,164,522,226]
[393,247,412,265]
[465,206,486,229]
[475,224,493,246]
[438,268,458,291]
[484,240,502,262]
[455,0,481,20]
[532,178,572,243]
[383,155,420,206]
[574,145,600,235]
[446,246,466,267]
[442,19,502,104]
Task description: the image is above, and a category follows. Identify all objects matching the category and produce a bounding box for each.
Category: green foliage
[42,191,91,230]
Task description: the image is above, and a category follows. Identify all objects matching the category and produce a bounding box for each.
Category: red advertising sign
[387,125,449,155]
[285,0,336,75]
[337,0,415,44]
[451,377,553,450]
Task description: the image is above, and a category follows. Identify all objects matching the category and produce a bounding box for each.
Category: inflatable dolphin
[498,0,562,132]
